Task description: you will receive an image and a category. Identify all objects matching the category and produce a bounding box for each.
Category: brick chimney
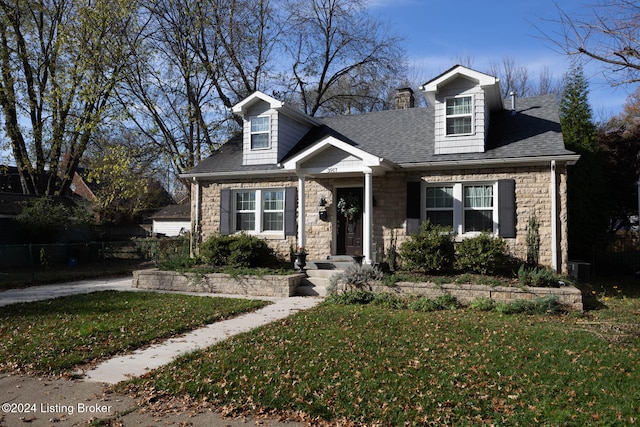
[394,87,415,109]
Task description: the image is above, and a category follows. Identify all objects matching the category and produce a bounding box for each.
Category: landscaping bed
[370,281,584,311]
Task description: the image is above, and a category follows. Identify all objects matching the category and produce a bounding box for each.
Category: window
[250,116,270,149]
[423,182,497,235]
[463,185,493,232]
[445,96,473,135]
[234,189,284,233]
[426,186,454,228]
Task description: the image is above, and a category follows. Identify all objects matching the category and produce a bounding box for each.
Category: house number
[327,167,338,173]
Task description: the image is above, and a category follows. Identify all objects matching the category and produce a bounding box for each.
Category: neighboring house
[183,65,579,273]
[151,204,191,237]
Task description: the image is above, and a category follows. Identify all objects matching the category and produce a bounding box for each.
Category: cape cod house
[183,65,579,273]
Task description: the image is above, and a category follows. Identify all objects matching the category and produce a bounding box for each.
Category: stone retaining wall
[132,269,305,298]
[370,282,583,311]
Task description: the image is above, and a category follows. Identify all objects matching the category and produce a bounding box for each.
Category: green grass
[125,281,640,426]
[0,291,269,375]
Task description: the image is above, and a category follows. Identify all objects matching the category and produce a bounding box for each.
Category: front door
[336,187,363,255]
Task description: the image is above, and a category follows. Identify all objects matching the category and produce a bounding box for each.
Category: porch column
[363,171,373,263]
[550,160,558,272]
[297,174,306,249]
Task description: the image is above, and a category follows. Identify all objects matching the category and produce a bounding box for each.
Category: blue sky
[367,0,633,121]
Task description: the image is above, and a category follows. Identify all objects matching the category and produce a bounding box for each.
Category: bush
[371,293,407,309]
[407,294,458,312]
[455,233,508,275]
[326,289,375,305]
[495,295,563,315]
[469,297,496,311]
[328,264,384,292]
[517,265,568,287]
[200,233,276,268]
[399,221,455,273]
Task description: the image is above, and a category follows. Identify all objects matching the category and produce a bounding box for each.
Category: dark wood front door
[336,187,363,255]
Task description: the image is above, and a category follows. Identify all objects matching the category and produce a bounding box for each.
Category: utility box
[568,261,591,283]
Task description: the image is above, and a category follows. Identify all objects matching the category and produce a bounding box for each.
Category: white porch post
[550,161,558,272]
[297,174,306,249]
[363,171,373,263]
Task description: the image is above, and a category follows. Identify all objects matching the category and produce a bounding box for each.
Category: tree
[546,1,640,86]
[14,197,93,243]
[488,57,563,98]
[0,0,138,196]
[284,0,406,116]
[560,63,608,259]
[85,132,173,224]
[598,87,640,229]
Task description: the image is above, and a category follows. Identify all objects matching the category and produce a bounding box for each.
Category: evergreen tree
[559,63,608,260]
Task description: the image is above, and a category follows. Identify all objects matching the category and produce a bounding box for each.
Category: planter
[294,252,307,271]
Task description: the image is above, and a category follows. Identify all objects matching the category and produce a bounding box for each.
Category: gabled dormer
[420,65,504,155]
[232,91,321,166]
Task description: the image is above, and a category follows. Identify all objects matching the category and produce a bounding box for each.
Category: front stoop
[296,268,338,297]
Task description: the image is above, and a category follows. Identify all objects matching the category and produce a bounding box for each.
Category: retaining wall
[132,269,305,298]
[370,282,583,311]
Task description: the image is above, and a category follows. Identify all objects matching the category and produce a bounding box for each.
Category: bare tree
[0,0,137,195]
[544,0,640,86]
[284,0,406,116]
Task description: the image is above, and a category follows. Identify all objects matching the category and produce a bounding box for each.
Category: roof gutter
[398,154,580,170]
[179,168,295,180]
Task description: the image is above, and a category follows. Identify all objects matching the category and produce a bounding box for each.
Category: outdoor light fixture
[319,197,328,221]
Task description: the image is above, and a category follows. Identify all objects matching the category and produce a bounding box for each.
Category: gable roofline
[419,64,504,111]
[231,91,322,126]
[280,135,395,174]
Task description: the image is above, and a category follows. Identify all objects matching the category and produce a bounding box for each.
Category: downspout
[551,161,558,272]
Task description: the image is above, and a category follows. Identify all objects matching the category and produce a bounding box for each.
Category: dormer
[420,65,504,155]
[232,91,320,166]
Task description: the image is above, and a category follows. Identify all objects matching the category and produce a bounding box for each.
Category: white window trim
[232,188,285,237]
[250,115,271,150]
[444,95,475,137]
[423,181,498,237]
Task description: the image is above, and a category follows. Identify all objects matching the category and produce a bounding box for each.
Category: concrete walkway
[0,277,323,384]
[84,296,321,384]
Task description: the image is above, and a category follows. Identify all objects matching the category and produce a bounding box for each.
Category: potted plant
[294,246,307,271]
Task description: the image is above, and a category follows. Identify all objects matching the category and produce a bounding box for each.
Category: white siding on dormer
[243,101,278,165]
[434,77,486,155]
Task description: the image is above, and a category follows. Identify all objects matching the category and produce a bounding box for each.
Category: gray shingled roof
[186,94,574,176]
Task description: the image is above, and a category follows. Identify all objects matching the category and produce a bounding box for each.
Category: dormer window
[250,116,270,149]
[445,96,473,136]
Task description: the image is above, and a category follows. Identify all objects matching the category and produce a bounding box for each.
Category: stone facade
[191,162,570,274]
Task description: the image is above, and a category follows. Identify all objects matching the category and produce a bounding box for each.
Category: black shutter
[284,187,297,236]
[220,189,231,235]
[498,179,516,238]
[406,181,421,235]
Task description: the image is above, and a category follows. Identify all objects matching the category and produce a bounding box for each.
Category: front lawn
[125,283,640,426]
[0,291,269,375]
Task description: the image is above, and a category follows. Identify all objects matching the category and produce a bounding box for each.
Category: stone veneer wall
[132,269,305,297]
[369,282,583,311]
[191,163,570,274]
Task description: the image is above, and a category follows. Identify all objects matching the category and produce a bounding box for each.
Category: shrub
[398,221,455,273]
[495,295,563,315]
[329,264,384,293]
[407,294,458,312]
[326,289,374,305]
[200,233,276,268]
[469,297,496,311]
[517,265,568,288]
[371,293,407,309]
[455,233,508,275]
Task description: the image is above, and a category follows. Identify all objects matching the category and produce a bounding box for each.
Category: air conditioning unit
[568,261,590,283]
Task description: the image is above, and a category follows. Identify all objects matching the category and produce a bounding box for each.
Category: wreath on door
[337,193,361,221]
